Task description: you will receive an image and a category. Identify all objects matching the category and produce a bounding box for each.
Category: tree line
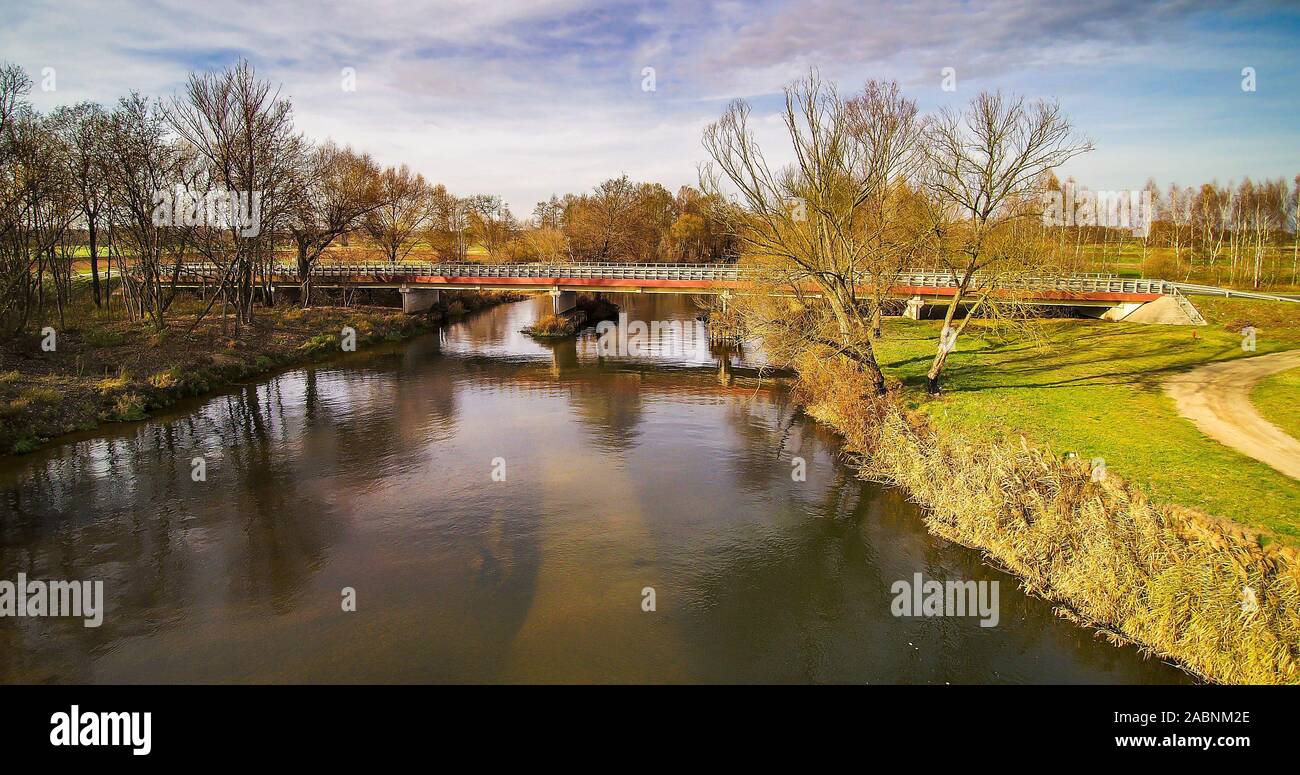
[0,59,738,338]
[1047,174,1299,289]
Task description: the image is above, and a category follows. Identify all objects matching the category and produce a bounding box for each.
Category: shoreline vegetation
[815,384,1299,684]
[0,289,525,458]
[788,301,1300,685]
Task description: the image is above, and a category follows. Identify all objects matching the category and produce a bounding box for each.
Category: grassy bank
[1253,366,1300,440]
[783,295,1300,682]
[797,356,1300,684]
[872,298,1300,540]
[0,290,525,457]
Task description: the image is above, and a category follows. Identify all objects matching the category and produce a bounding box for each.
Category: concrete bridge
[170,261,1244,324]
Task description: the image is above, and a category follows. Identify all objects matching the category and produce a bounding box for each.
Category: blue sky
[3,0,1298,214]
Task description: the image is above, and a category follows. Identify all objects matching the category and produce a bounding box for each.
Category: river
[0,294,1189,683]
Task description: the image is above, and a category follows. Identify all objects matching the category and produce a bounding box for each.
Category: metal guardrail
[171,262,1166,295]
[1169,282,1300,303]
[890,270,1173,296]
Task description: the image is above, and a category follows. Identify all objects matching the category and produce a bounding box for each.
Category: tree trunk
[860,346,887,396]
[925,277,967,394]
[823,290,887,397]
[88,218,102,307]
[297,241,315,308]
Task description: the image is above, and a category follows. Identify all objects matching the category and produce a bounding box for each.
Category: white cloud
[3,0,1296,213]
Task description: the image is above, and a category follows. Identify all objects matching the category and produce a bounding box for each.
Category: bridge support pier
[400,285,441,314]
[551,289,578,315]
[904,296,925,320]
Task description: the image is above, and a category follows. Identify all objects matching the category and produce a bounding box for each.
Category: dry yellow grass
[796,353,1300,684]
[522,313,577,338]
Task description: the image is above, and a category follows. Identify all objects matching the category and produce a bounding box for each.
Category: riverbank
[792,298,1300,684]
[879,298,1300,539]
[0,290,526,457]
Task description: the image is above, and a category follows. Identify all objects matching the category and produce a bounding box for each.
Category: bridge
[170,261,1293,324]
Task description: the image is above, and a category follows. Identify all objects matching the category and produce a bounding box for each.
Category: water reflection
[0,294,1190,683]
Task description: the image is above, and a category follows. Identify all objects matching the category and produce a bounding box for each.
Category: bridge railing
[169,261,1175,295]
[1168,282,1300,303]
[891,270,1174,296]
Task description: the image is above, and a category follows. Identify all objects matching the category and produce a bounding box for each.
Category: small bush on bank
[521,314,577,338]
[19,386,62,406]
[104,393,147,422]
[148,370,179,390]
[96,375,130,393]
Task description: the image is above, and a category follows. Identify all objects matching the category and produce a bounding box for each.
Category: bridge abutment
[400,285,441,314]
[904,296,925,320]
[551,289,578,315]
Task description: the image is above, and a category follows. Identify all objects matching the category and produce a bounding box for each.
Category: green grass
[876,297,1300,540]
[1253,366,1300,440]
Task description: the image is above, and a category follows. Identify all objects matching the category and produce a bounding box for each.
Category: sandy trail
[1164,350,1300,480]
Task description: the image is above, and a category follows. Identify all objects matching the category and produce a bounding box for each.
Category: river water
[0,294,1189,683]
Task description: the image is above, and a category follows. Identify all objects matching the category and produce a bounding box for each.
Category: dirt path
[1165,350,1300,480]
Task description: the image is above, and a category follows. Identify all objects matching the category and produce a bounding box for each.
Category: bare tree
[843,80,927,337]
[1293,174,1299,286]
[363,164,431,264]
[287,141,382,305]
[0,75,80,333]
[918,91,1092,393]
[428,184,469,261]
[701,73,919,396]
[464,193,517,261]
[99,93,192,331]
[566,175,639,261]
[166,59,301,329]
[51,101,109,306]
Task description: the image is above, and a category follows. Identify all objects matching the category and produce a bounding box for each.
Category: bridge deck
[171,262,1174,304]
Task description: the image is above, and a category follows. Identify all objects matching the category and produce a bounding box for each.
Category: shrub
[148,370,179,390]
[522,314,576,338]
[96,375,130,394]
[19,386,62,406]
[299,334,336,354]
[105,393,147,422]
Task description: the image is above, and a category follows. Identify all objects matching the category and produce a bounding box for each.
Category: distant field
[877,297,1300,540]
[1070,242,1299,291]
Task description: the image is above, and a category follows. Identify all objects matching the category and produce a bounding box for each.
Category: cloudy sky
[4,0,1298,215]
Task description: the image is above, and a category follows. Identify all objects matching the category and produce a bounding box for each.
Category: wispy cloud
[4,0,1297,213]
